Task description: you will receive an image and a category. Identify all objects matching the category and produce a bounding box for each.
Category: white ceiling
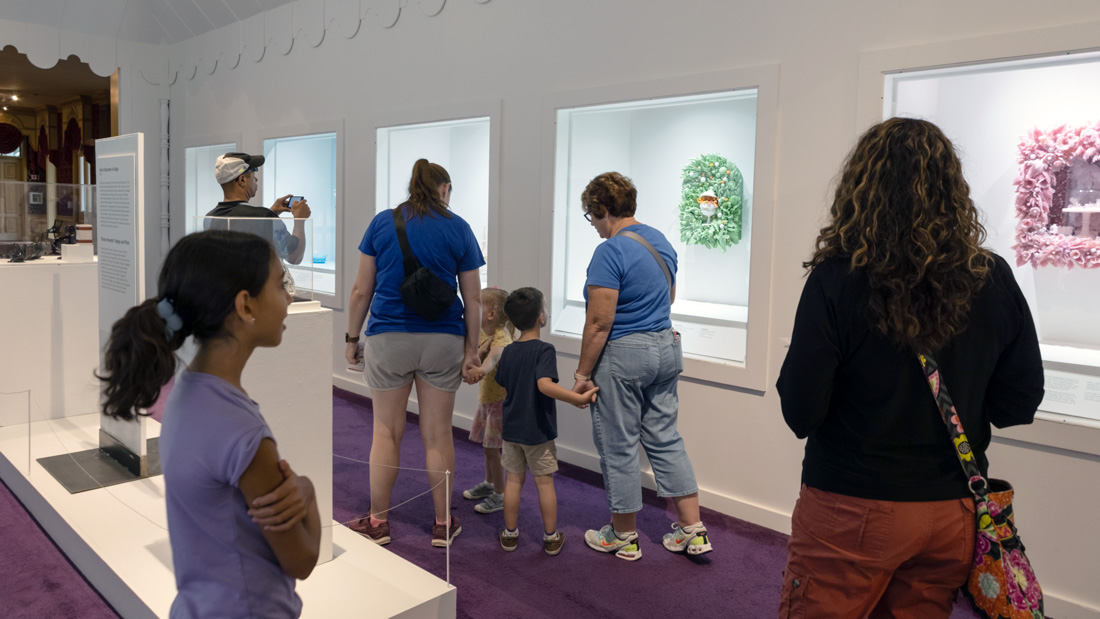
[0,0,294,46]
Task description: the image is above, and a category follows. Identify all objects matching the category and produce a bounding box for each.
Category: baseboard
[0,452,156,619]
[332,373,793,534]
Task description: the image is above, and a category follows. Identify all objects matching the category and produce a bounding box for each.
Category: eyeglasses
[583,211,592,222]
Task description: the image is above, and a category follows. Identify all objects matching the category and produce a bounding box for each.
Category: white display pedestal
[0,413,456,619]
[0,258,101,425]
[242,300,336,563]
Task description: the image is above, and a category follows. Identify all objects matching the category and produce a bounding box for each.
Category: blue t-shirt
[159,371,301,619]
[359,204,485,336]
[494,339,559,445]
[583,224,676,340]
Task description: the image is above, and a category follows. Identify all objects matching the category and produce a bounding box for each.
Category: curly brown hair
[581,172,637,219]
[806,117,992,353]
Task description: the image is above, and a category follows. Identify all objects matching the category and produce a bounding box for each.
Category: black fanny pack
[392,207,457,321]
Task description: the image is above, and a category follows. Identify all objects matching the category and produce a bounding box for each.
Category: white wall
[145,2,1100,615]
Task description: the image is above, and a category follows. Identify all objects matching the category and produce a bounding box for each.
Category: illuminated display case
[195,215,314,303]
[375,117,491,287]
[883,49,1100,423]
[543,69,779,390]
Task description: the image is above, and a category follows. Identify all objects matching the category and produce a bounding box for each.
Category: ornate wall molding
[0,0,490,87]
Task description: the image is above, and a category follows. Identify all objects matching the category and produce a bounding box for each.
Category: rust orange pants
[778,485,975,619]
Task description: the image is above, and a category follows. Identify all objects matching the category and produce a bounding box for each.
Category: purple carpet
[0,387,981,618]
[332,388,980,619]
[0,479,119,618]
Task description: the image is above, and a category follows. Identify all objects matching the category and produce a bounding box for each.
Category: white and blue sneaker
[584,524,642,561]
[662,522,712,556]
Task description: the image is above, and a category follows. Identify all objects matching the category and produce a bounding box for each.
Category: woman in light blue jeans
[570,172,712,562]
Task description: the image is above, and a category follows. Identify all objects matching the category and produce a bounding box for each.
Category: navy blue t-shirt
[584,224,676,340]
[494,340,559,445]
[359,204,485,336]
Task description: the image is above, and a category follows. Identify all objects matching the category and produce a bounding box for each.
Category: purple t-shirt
[160,371,301,619]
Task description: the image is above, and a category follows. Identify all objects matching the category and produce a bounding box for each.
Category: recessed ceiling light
[10,95,18,101]
[2,107,7,111]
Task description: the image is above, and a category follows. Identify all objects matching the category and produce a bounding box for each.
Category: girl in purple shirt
[99,230,321,618]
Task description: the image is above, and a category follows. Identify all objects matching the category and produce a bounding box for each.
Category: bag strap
[391,207,420,277]
[916,351,990,502]
[617,230,672,295]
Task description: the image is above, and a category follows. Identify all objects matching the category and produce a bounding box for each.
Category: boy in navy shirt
[493,288,598,555]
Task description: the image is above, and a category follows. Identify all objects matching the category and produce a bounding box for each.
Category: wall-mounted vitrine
[882,50,1100,425]
[260,121,343,306]
[376,117,491,287]
[542,68,778,391]
[183,142,235,235]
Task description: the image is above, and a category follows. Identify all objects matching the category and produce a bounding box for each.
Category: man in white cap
[205,152,311,265]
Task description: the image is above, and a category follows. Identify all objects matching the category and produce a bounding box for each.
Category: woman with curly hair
[777,118,1044,617]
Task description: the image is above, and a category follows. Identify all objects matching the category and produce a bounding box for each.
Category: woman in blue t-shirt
[344,158,484,548]
[570,172,712,562]
[99,230,321,618]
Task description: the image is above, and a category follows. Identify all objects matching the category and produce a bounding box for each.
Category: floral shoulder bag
[917,352,1044,619]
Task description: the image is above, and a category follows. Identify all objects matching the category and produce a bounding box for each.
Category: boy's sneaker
[543,531,564,556]
[584,524,641,561]
[349,517,391,545]
[462,480,495,500]
[432,515,462,547]
[662,522,713,556]
[474,493,504,514]
[499,528,519,552]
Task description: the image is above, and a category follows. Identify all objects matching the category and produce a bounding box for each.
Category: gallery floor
[0,388,983,618]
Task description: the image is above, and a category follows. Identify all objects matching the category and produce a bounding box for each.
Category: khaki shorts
[502,440,558,477]
[363,332,464,392]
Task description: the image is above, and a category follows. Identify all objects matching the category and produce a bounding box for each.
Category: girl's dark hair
[98,230,274,420]
[405,158,452,218]
[581,172,637,219]
[806,117,992,353]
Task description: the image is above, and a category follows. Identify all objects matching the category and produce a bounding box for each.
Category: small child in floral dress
[462,287,513,514]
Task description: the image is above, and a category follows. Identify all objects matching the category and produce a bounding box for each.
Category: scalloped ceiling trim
[0,0,490,87]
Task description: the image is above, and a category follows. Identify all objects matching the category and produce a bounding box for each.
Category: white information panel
[885,50,1100,423]
[95,133,146,455]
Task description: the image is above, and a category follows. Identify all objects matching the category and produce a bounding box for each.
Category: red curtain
[0,123,23,154]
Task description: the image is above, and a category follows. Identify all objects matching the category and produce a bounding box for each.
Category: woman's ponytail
[405,158,452,219]
[98,298,185,421]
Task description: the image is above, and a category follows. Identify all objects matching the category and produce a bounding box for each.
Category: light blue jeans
[590,328,698,513]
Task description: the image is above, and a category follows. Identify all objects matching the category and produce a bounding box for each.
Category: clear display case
[550,90,758,365]
[375,117,491,287]
[262,133,338,297]
[183,143,235,235]
[1,180,97,260]
[885,49,1100,423]
[195,215,314,303]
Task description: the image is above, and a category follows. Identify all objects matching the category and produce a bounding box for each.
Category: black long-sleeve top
[777,254,1044,501]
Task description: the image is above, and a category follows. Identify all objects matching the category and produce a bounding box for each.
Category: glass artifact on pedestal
[885,49,1100,424]
[376,117,491,287]
[262,133,338,297]
[184,143,235,235]
[550,89,758,366]
[1,179,97,261]
[195,215,314,303]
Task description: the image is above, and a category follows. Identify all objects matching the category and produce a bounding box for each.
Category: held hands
[468,366,486,383]
[570,383,599,409]
[461,348,481,385]
[248,460,315,532]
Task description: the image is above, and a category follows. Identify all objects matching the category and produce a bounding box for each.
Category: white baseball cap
[214,152,265,184]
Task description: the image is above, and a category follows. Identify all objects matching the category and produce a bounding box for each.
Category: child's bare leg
[533,473,557,534]
[486,447,505,495]
[503,469,525,531]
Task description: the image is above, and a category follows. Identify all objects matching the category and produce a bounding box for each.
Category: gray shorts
[363,332,464,392]
[502,440,558,477]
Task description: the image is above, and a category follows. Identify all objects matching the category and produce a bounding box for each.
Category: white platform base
[0,413,456,619]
